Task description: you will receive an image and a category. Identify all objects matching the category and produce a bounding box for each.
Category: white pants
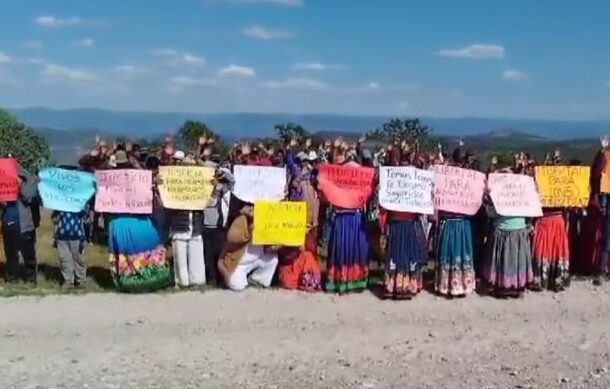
[172,235,206,287]
[224,244,278,291]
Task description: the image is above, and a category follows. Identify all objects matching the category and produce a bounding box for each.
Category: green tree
[274,122,310,144]
[177,120,217,151]
[0,108,50,172]
[366,118,432,146]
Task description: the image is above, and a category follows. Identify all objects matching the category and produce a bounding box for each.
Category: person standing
[53,210,87,288]
[1,167,39,284]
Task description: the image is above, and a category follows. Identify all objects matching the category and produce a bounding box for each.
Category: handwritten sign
[233,165,286,203]
[535,166,590,207]
[318,164,375,209]
[378,166,434,214]
[38,168,95,212]
[0,158,19,202]
[488,173,542,217]
[253,201,307,246]
[95,169,152,214]
[432,165,485,215]
[158,166,215,210]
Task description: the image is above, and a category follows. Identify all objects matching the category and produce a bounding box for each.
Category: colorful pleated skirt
[532,214,570,290]
[483,228,534,295]
[435,218,476,296]
[108,215,171,293]
[326,211,370,293]
[384,220,426,299]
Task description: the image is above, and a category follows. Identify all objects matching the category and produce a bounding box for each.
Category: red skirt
[278,249,321,292]
[533,214,570,289]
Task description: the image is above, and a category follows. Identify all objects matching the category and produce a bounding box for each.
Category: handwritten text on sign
[253,201,307,246]
[378,166,434,214]
[158,166,215,210]
[432,165,485,215]
[38,168,96,212]
[233,165,286,203]
[0,158,19,202]
[535,166,590,207]
[318,164,375,209]
[488,173,542,217]
[95,169,152,214]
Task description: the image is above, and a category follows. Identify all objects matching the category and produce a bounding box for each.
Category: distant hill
[13,107,606,164]
[11,107,610,140]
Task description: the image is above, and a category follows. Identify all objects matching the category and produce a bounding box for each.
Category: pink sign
[95,169,152,214]
[432,165,485,215]
[488,173,542,217]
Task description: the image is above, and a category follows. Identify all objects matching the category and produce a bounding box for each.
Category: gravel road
[1,282,609,389]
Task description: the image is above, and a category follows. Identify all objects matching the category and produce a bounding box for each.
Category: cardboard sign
[535,166,590,207]
[253,201,307,246]
[233,165,286,203]
[158,166,215,210]
[0,158,19,202]
[378,166,434,214]
[432,165,485,215]
[488,173,542,217]
[38,168,96,212]
[318,164,375,209]
[95,169,152,214]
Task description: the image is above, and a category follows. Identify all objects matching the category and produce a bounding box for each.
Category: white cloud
[24,41,43,50]
[151,49,206,68]
[263,78,328,90]
[219,64,256,78]
[437,44,505,59]
[292,62,345,71]
[0,52,12,64]
[34,15,84,28]
[243,26,295,40]
[209,0,303,6]
[395,101,409,110]
[169,76,218,89]
[73,38,95,48]
[604,81,610,88]
[502,69,529,81]
[110,65,150,77]
[43,64,100,84]
[367,82,380,90]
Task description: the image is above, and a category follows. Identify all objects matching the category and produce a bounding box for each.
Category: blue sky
[0,0,609,118]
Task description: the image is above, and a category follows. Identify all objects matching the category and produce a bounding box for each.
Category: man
[1,167,39,284]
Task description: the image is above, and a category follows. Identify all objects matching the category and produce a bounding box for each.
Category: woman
[434,154,477,297]
[324,143,370,294]
[482,169,534,297]
[219,205,279,291]
[278,152,322,291]
[107,150,170,293]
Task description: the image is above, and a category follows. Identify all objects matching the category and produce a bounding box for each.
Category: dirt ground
[1,282,609,389]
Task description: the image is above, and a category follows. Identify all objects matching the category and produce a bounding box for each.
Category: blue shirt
[55,211,85,241]
[1,202,20,227]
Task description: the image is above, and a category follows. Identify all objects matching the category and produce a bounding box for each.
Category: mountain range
[7,107,607,164]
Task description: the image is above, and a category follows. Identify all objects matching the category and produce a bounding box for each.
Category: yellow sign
[535,166,590,207]
[158,166,215,210]
[253,201,307,246]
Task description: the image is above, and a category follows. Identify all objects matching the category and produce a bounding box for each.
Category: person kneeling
[219,206,278,291]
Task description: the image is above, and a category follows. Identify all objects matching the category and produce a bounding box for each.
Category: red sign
[0,158,19,202]
[318,163,375,209]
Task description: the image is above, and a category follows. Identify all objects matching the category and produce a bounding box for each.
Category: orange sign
[318,164,375,209]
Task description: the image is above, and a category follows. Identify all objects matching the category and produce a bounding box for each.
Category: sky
[0,0,609,119]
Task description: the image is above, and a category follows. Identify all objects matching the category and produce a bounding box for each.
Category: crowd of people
[2,133,610,299]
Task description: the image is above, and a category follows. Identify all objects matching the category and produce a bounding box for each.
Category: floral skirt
[108,216,171,293]
[532,214,570,290]
[326,212,370,293]
[483,228,533,294]
[435,218,476,296]
[384,220,425,298]
[278,249,321,292]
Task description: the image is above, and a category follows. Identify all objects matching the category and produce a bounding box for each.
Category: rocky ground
[1,282,610,389]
